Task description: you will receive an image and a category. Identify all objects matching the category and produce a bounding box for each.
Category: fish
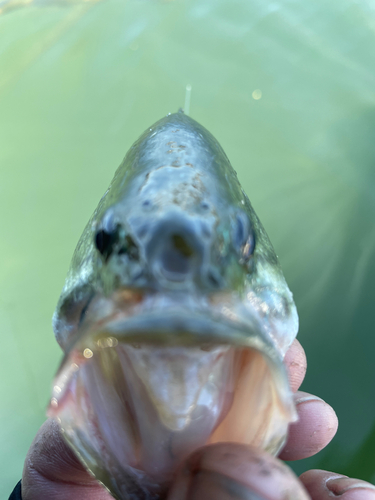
[47,110,299,500]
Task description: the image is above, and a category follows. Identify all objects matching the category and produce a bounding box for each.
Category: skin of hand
[21,340,375,500]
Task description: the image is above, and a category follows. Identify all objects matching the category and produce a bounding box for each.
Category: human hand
[21,340,375,500]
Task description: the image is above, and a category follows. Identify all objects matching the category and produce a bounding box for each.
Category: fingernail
[186,470,267,500]
[326,476,375,496]
[294,394,323,405]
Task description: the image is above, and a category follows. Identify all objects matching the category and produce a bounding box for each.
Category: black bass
[48,111,299,500]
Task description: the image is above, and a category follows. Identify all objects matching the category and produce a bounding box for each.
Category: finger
[278,391,338,461]
[284,339,307,392]
[300,470,375,500]
[167,442,310,500]
[22,418,113,500]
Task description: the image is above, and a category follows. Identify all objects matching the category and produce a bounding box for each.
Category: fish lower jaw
[49,334,295,500]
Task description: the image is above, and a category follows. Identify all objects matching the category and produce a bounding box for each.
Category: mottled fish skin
[53,111,298,354]
[50,111,299,500]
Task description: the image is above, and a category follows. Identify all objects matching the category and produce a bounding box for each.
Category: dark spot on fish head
[94,212,121,261]
[94,209,141,266]
[206,268,223,288]
[117,235,139,261]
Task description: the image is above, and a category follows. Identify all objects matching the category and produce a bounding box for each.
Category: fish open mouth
[48,292,297,500]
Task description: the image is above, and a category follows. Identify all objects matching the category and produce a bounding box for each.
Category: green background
[1,0,374,495]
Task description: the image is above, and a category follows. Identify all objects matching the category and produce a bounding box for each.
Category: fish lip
[98,309,275,352]
[71,298,276,353]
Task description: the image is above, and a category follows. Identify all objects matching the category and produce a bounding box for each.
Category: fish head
[50,112,299,500]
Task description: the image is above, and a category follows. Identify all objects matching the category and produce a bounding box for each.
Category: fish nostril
[171,234,194,258]
[161,251,189,277]
[157,233,195,280]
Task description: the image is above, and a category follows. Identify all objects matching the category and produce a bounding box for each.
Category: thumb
[166,443,310,500]
[22,419,112,500]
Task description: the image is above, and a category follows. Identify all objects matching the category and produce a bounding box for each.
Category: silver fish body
[49,111,299,500]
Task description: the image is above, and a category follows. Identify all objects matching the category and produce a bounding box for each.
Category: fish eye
[242,232,255,261]
[233,211,255,263]
[94,225,120,260]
